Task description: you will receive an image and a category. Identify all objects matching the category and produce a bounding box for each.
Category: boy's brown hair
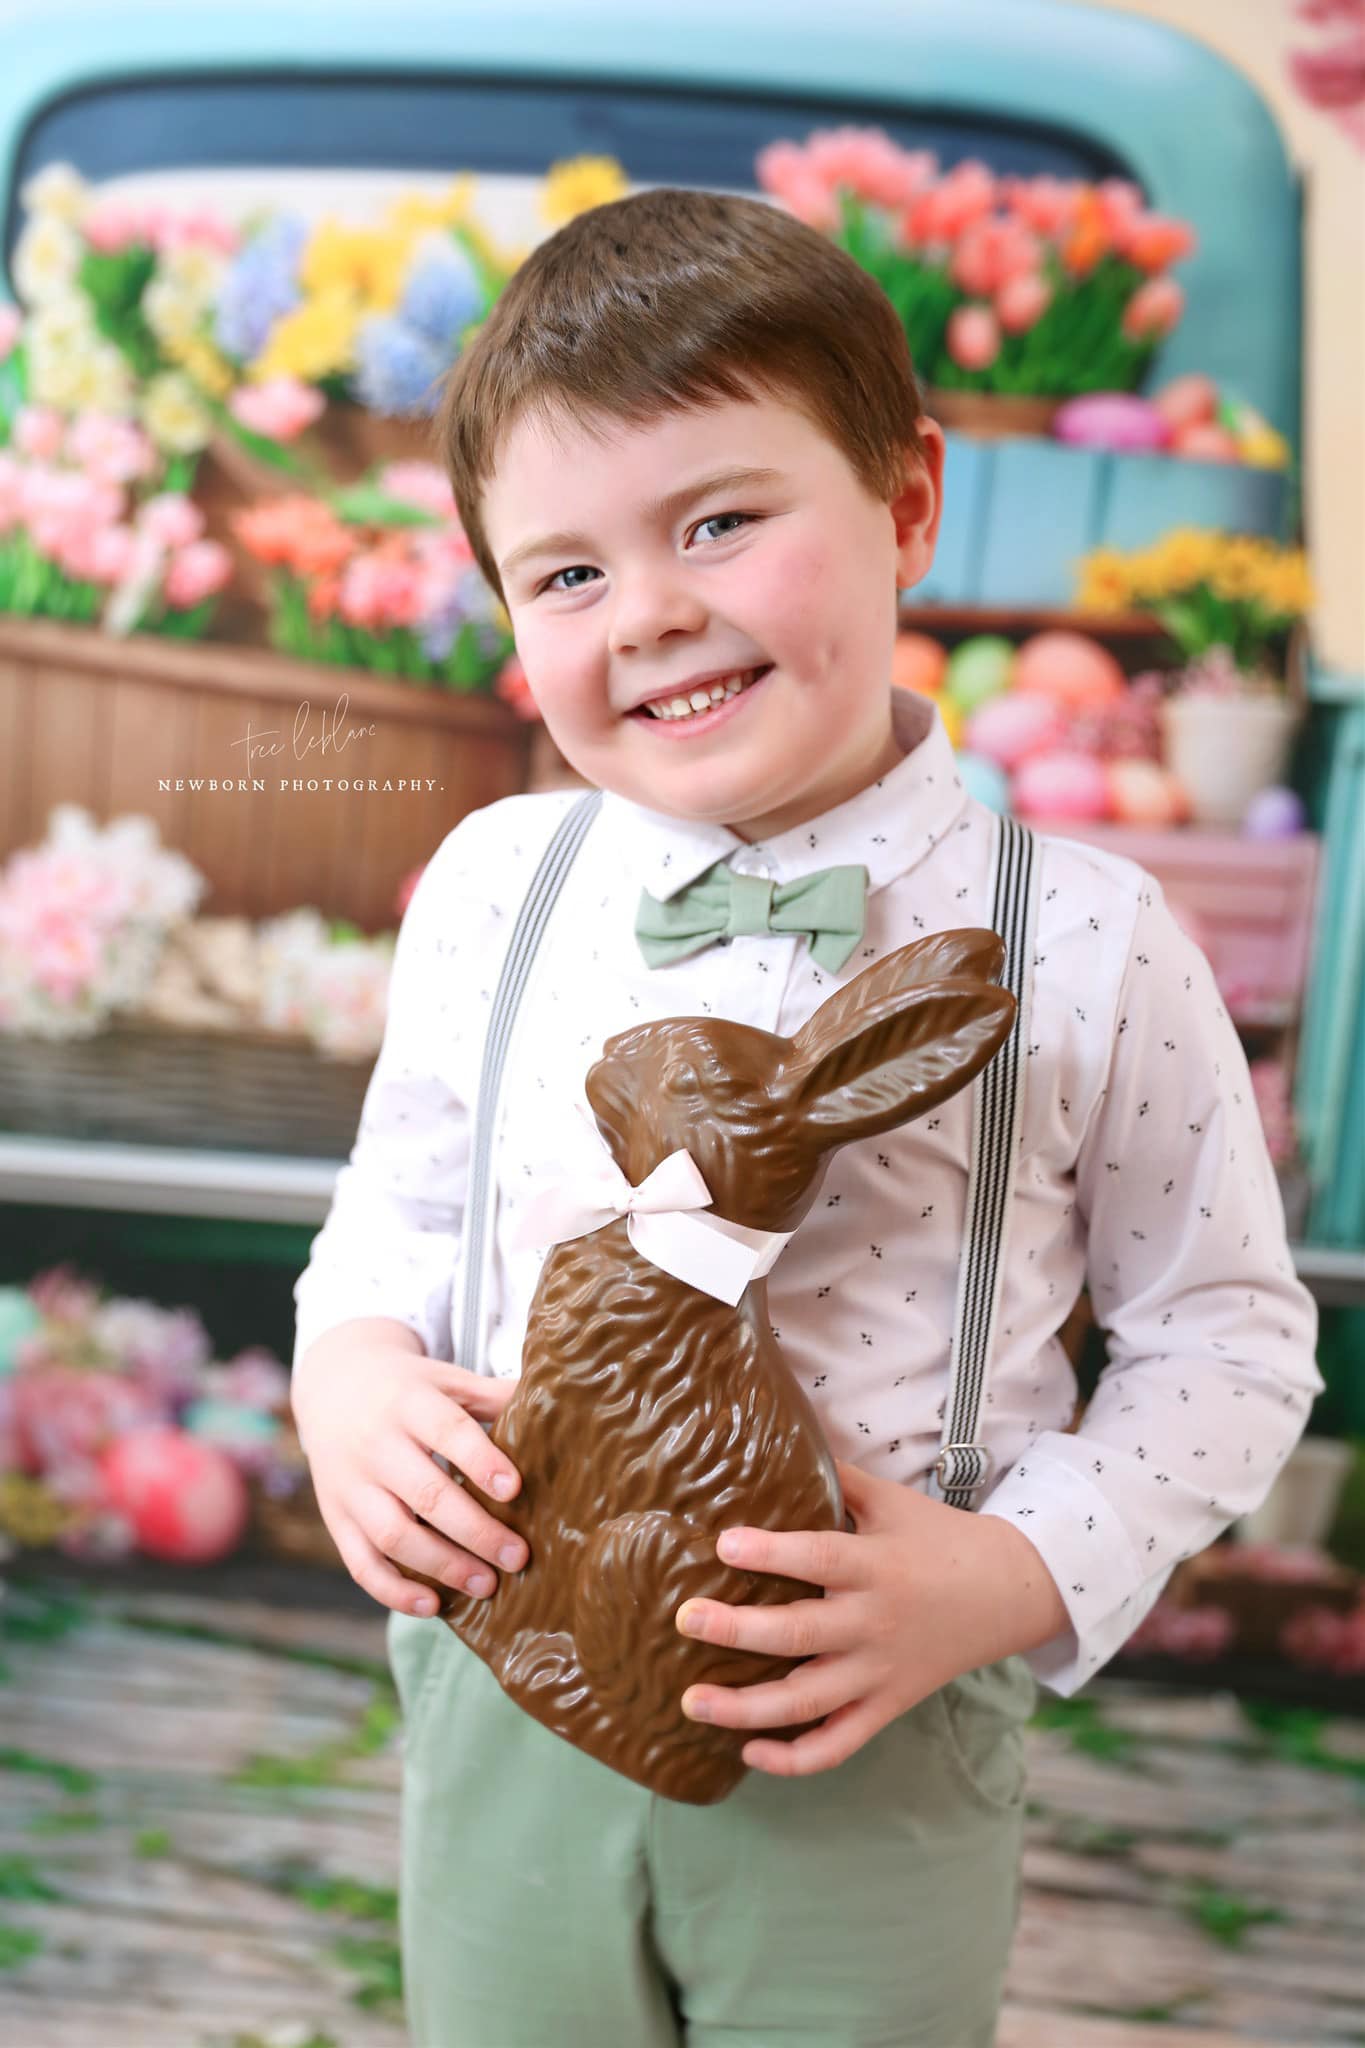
[435,185,927,605]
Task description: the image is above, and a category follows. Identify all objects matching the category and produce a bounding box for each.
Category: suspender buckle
[935,1443,992,1494]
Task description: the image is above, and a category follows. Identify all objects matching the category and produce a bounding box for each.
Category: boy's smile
[482,390,944,842]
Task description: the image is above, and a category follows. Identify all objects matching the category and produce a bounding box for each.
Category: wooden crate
[0,616,534,931]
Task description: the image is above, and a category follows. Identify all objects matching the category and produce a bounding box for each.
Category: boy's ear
[893,420,945,593]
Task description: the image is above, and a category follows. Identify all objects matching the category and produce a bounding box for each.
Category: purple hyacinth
[401,240,481,350]
[352,315,448,419]
[214,216,308,365]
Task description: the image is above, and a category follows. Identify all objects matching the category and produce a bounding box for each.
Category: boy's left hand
[674,1458,1069,1777]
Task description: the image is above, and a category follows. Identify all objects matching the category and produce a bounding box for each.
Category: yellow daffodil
[541,155,630,226]
[300,223,408,312]
[252,287,361,382]
[168,332,235,399]
[1237,424,1290,470]
[387,175,476,237]
[1074,549,1131,613]
[141,370,213,454]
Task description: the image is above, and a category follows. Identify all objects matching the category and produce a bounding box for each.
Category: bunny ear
[782,979,1016,1148]
[790,929,1006,1070]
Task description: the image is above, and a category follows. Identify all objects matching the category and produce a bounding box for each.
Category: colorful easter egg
[964,692,1068,771]
[1013,749,1110,821]
[183,1397,282,1473]
[1014,631,1126,714]
[1170,422,1241,464]
[945,635,1014,715]
[1107,757,1189,826]
[1151,374,1220,433]
[935,694,964,749]
[891,631,947,696]
[1243,785,1306,838]
[1053,392,1171,454]
[0,1287,43,1375]
[100,1426,250,1564]
[956,751,1011,814]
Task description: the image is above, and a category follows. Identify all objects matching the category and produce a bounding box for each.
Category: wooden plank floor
[1,1574,1362,2047]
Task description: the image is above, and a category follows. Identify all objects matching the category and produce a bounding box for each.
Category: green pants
[389,1610,1036,2048]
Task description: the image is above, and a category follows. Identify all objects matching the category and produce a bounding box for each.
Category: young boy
[290,187,1322,2046]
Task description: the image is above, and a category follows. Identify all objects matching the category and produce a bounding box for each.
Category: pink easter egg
[1014,631,1126,714]
[1106,757,1190,827]
[1053,393,1171,454]
[1171,422,1240,464]
[1151,373,1220,432]
[964,691,1067,770]
[100,1426,249,1564]
[1012,749,1111,821]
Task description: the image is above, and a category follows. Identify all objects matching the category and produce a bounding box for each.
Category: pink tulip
[995,271,1053,333]
[229,377,326,443]
[164,539,231,610]
[902,160,997,246]
[89,525,139,585]
[1122,275,1186,340]
[754,143,841,230]
[65,412,157,486]
[805,127,935,209]
[340,552,425,632]
[376,461,457,520]
[137,492,205,550]
[154,206,239,256]
[997,174,1084,239]
[1095,178,1145,240]
[14,406,66,462]
[946,304,1002,371]
[83,201,148,255]
[0,304,21,362]
[951,217,1042,297]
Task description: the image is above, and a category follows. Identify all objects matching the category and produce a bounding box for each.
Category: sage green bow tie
[635,859,868,973]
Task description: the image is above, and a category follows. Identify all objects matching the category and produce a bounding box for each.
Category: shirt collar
[599,689,967,901]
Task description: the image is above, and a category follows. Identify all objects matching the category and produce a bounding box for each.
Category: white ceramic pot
[1233,1435,1356,1548]
[1159,692,1302,827]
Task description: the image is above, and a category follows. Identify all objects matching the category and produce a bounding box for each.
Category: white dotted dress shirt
[293,687,1323,1694]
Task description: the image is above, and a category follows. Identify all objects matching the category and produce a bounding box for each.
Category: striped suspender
[456,794,1039,1512]
[933,814,1040,1510]
[456,790,604,1376]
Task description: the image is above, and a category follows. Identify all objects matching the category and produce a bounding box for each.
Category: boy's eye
[536,510,754,596]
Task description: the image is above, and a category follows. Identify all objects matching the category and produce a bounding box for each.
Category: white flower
[20,162,89,225]
[139,370,212,455]
[13,216,84,306]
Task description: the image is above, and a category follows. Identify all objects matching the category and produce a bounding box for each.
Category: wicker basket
[0,1015,373,1158]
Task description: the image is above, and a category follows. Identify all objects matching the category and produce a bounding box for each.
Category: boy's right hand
[291,1320,527,1617]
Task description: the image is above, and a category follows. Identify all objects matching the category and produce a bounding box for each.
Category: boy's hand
[291,1323,528,1617]
[673,1458,1068,1777]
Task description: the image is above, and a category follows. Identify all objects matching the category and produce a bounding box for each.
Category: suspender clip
[934,1443,993,1494]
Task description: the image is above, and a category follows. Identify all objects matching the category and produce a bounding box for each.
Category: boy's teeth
[646,668,759,719]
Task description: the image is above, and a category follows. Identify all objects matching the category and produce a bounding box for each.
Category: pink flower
[229,377,326,443]
[1095,178,1145,240]
[0,304,22,362]
[163,539,231,610]
[901,160,997,247]
[998,173,1085,239]
[65,412,157,486]
[14,406,66,463]
[83,200,149,255]
[1123,275,1185,341]
[88,525,138,585]
[154,207,239,256]
[27,915,104,999]
[995,271,1053,334]
[754,142,842,231]
[950,217,1042,297]
[26,1264,102,1323]
[0,451,23,534]
[339,551,425,631]
[137,492,204,550]
[376,461,457,520]
[946,304,1001,371]
[803,127,935,209]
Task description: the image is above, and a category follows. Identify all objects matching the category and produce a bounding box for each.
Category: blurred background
[0,1,1362,2042]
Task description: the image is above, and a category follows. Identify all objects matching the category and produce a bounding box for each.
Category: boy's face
[481,388,944,841]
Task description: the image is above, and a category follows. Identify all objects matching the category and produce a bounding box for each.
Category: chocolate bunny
[425,928,1016,1804]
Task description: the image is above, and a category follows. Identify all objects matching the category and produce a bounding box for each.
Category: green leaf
[0,1857,62,1902]
[0,1923,43,1970]
[328,483,441,529]
[0,1748,96,1797]
[1181,1880,1286,1949]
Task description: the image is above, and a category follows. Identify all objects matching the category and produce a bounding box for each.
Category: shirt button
[730,850,773,878]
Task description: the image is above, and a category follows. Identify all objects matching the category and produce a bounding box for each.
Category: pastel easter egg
[935,694,964,749]
[891,631,947,696]
[945,635,1014,715]
[1014,631,1126,714]
[100,1426,250,1564]
[1151,374,1220,433]
[1171,422,1241,464]
[964,691,1068,771]
[1243,785,1306,838]
[1053,393,1171,454]
[1013,749,1111,821]
[0,1287,43,1375]
[956,751,1011,814]
[1107,757,1189,826]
